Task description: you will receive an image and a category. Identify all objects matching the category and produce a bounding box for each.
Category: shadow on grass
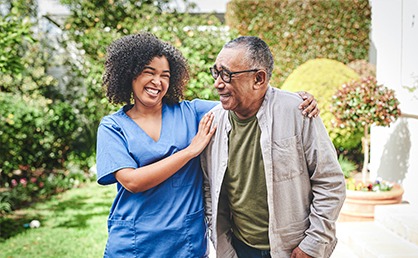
[56,211,109,228]
[48,194,111,229]
[0,214,44,242]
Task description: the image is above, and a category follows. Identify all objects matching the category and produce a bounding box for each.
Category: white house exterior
[369,0,418,205]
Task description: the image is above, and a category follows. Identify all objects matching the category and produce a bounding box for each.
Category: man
[201,36,346,258]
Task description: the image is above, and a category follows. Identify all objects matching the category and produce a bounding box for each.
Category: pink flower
[30,177,37,183]
[20,178,27,187]
[11,179,18,187]
[39,182,44,188]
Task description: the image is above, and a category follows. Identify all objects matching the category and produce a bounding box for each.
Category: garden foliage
[0,92,77,173]
[331,76,401,183]
[347,59,376,79]
[281,58,362,151]
[225,0,371,87]
[58,0,232,166]
[0,11,33,74]
[0,0,231,214]
[1,0,374,215]
[0,0,89,214]
[332,77,401,129]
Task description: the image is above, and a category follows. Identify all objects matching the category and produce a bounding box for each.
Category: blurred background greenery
[1,0,370,228]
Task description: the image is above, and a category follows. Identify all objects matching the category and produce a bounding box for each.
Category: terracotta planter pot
[338,184,404,222]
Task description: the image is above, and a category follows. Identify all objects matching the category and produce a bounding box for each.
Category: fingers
[308,106,320,118]
[199,112,214,133]
[303,98,320,118]
[209,124,217,135]
[298,94,320,118]
[197,112,217,140]
[291,247,312,258]
[298,92,311,108]
[188,112,216,157]
[297,91,309,100]
[298,92,313,108]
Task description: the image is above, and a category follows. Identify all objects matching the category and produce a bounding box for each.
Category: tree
[0,2,34,76]
[57,0,232,162]
[331,77,401,183]
[0,0,83,213]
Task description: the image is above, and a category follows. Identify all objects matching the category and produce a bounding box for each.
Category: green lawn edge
[0,182,115,258]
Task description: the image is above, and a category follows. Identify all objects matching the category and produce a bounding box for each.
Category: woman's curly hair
[103,32,189,105]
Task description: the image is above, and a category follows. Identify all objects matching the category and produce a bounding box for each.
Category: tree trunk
[362,124,369,183]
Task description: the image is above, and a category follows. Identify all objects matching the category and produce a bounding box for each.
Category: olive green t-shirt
[222,111,269,250]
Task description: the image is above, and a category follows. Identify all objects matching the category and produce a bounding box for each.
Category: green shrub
[0,14,34,75]
[0,92,79,181]
[0,1,97,214]
[331,76,401,181]
[59,0,232,163]
[281,58,362,151]
[347,60,376,78]
[169,26,235,100]
[338,155,358,179]
[225,0,371,87]
[0,169,85,215]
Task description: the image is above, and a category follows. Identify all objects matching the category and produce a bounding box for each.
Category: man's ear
[254,70,267,89]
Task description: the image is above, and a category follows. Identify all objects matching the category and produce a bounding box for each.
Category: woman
[96,32,318,257]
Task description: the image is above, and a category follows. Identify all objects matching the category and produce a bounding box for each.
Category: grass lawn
[0,181,116,258]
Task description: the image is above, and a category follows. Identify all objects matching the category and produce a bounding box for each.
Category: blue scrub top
[96,99,218,258]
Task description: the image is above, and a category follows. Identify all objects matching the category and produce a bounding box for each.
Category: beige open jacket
[201,87,346,258]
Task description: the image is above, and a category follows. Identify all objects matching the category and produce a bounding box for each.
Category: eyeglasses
[210,66,259,83]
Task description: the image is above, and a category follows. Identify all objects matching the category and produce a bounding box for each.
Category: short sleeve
[96,117,137,185]
[189,99,219,121]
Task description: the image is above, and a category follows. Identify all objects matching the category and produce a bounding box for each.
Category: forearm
[115,112,215,193]
[115,147,195,193]
[115,113,216,193]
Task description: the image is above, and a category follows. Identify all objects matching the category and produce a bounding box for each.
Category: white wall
[370,0,418,205]
[39,0,229,15]
[38,0,70,16]
[191,0,229,13]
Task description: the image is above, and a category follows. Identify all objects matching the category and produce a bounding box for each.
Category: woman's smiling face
[132,56,170,108]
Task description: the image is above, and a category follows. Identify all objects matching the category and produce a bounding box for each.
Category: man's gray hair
[224,36,274,80]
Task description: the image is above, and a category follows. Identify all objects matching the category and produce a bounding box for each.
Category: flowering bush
[347,59,376,78]
[331,76,401,184]
[332,76,400,127]
[0,167,93,215]
[346,177,393,192]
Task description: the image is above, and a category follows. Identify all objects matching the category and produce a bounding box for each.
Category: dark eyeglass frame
[210,66,260,83]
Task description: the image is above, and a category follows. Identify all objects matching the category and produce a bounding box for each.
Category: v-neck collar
[121,104,166,143]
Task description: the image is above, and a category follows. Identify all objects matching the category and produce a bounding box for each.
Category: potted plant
[331,76,403,221]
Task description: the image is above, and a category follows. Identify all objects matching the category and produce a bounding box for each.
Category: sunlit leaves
[331,76,401,129]
[226,0,371,87]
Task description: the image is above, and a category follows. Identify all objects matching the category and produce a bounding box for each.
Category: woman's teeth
[145,87,159,94]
